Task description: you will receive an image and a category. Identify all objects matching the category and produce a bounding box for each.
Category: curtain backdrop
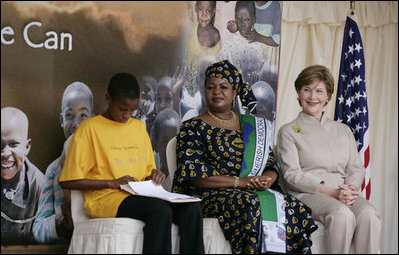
[276,2,398,253]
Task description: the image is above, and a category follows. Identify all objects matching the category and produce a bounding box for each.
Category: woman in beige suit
[276,65,382,254]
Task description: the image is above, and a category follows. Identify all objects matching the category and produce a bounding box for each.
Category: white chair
[165,136,355,254]
[69,189,180,254]
[166,136,232,254]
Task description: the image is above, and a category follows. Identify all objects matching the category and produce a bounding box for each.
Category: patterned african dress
[172,116,318,254]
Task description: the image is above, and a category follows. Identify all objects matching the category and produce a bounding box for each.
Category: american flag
[334,16,371,200]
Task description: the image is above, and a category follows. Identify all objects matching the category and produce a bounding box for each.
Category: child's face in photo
[139,86,155,115]
[61,96,93,139]
[235,7,255,37]
[196,1,214,27]
[106,94,139,123]
[1,120,30,180]
[254,95,275,120]
[156,86,173,114]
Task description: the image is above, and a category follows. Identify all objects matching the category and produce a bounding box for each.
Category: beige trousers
[297,192,382,254]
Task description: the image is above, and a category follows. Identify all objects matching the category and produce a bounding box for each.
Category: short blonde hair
[294,65,334,100]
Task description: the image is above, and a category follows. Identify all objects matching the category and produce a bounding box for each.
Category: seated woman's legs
[201,189,261,254]
[172,202,204,253]
[297,192,356,253]
[283,194,318,254]
[351,195,382,253]
[116,195,173,254]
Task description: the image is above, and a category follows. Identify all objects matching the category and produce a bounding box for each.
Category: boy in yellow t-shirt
[59,73,204,254]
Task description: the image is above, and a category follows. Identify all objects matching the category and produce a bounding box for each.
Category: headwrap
[205,60,257,114]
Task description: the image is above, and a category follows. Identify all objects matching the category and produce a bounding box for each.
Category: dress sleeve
[276,126,323,194]
[265,147,280,174]
[174,120,221,185]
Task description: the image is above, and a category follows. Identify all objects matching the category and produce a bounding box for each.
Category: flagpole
[350,1,355,16]
[334,16,371,200]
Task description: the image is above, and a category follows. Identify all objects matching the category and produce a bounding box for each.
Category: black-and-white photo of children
[251,80,275,122]
[32,82,95,243]
[150,108,181,191]
[134,75,157,124]
[145,65,185,134]
[217,1,281,116]
[1,107,45,245]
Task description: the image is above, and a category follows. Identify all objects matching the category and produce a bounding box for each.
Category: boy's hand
[148,169,166,185]
[227,20,237,33]
[112,175,138,189]
[245,30,258,43]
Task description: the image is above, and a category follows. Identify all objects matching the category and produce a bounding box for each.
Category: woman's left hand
[246,176,271,190]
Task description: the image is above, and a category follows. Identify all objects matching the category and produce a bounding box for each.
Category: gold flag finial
[350,1,355,15]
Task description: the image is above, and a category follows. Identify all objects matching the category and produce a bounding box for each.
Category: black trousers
[117,195,204,254]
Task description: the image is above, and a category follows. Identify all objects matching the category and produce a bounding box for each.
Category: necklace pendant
[3,188,17,201]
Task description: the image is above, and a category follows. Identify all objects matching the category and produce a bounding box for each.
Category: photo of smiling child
[1,107,45,245]
[183,1,222,121]
[186,1,221,64]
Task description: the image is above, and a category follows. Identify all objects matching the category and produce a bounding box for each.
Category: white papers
[120,180,201,203]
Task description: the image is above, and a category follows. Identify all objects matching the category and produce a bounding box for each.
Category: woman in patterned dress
[172,60,318,254]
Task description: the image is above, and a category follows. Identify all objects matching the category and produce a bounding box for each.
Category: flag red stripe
[364,146,370,168]
[366,180,371,200]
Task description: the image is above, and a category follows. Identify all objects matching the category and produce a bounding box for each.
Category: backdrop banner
[1,1,282,246]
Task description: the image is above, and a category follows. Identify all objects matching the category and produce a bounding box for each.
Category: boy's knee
[184,202,202,218]
[149,199,173,219]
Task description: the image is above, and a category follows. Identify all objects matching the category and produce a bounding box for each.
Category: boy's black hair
[235,1,255,18]
[108,73,140,100]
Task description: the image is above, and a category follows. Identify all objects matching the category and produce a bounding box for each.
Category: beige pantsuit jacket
[277,111,381,253]
[277,111,365,195]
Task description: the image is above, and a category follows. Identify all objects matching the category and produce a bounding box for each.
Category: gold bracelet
[233,176,240,189]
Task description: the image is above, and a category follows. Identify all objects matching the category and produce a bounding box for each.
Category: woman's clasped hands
[240,175,273,191]
[338,184,358,207]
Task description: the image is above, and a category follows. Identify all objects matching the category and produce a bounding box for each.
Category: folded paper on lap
[121,180,201,203]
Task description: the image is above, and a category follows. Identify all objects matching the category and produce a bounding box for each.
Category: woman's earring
[232,97,236,110]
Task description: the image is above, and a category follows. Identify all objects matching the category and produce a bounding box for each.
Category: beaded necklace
[207,110,237,129]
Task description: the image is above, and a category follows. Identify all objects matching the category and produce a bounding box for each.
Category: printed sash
[239,114,286,253]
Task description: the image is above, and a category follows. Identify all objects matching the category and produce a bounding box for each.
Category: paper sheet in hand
[120,180,201,203]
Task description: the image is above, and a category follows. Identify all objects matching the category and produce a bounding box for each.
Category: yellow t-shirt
[60,115,155,218]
